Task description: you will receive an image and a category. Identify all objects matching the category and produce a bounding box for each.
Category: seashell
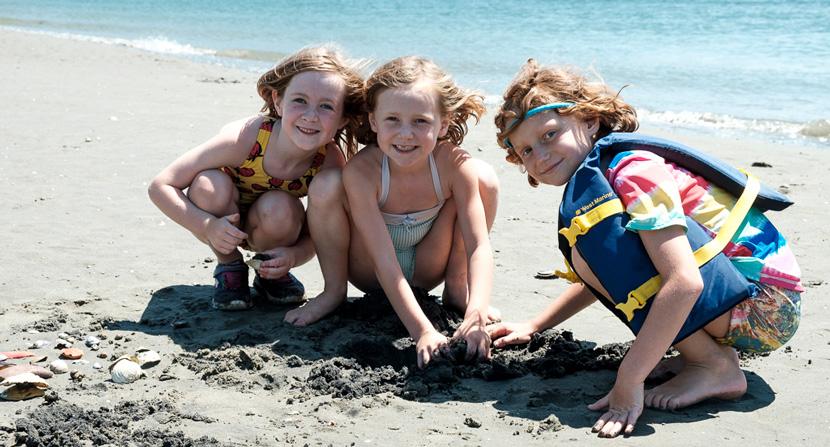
[0,364,53,380]
[69,370,85,381]
[60,348,84,360]
[92,362,102,370]
[1,384,46,401]
[1,372,49,389]
[135,348,161,369]
[245,253,272,271]
[30,340,50,349]
[109,356,144,384]
[0,351,36,360]
[55,339,72,349]
[57,333,69,339]
[84,336,101,347]
[49,359,69,374]
[30,355,48,363]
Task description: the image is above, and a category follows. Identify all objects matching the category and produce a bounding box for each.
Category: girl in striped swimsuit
[285,56,500,368]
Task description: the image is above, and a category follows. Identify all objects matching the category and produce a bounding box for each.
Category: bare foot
[644,346,746,410]
[283,291,344,327]
[647,355,685,381]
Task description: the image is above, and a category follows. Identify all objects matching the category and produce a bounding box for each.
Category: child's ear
[271,91,282,116]
[438,117,450,138]
[368,112,378,132]
[586,117,600,136]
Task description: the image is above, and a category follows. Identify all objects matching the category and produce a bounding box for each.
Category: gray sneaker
[211,260,252,310]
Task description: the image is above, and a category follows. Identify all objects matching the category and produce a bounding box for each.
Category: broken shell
[1,372,49,389]
[84,336,101,347]
[0,351,36,360]
[92,362,102,369]
[49,359,69,374]
[60,348,84,360]
[0,364,53,380]
[30,355,48,363]
[136,348,161,368]
[54,339,72,349]
[1,384,46,401]
[30,340,50,349]
[57,332,69,339]
[109,356,144,384]
[245,253,272,271]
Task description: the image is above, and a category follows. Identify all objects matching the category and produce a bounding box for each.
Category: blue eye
[543,130,557,140]
[292,98,306,104]
[521,146,533,157]
[320,104,335,111]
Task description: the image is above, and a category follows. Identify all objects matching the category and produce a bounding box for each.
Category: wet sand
[1,28,829,446]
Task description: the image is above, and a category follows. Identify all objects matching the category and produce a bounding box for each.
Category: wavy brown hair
[494,60,638,186]
[360,56,485,146]
[256,46,365,159]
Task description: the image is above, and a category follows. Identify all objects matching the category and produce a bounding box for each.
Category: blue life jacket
[557,133,792,343]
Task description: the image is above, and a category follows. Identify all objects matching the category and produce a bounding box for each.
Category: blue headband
[502,102,574,149]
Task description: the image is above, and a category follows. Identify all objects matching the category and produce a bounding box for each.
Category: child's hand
[257,247,297,279]
[453,315,491,362]
[415,330,449,369]
[588,380,644,438]
[206,213,247,254]
[486,321,538,348]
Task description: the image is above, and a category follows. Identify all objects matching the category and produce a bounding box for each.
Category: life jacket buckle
[616,291,647,322]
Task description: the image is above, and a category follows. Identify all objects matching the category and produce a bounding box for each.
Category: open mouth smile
[297,126,320,135]
[392,144,417,153]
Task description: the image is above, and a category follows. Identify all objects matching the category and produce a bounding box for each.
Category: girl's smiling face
[273,70,347,151]
[507,111,598,186]
[369,81,449,168]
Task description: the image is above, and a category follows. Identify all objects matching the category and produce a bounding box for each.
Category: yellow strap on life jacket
[554,258,582,284]
[558,199,625,247]
[615,172,761,321]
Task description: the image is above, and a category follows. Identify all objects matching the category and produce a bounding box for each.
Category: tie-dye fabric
[605,150,803,293]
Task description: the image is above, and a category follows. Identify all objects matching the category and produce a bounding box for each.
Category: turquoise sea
[2,0,829,145]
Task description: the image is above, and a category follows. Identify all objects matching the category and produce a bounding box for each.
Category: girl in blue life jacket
[487,60,803,438]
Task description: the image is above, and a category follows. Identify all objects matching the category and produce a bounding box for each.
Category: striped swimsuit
[379,153,445,281]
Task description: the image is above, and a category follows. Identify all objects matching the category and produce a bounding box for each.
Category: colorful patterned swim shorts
[716,283,801,353]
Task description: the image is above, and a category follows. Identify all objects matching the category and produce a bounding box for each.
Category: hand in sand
[453,314,491,361]
[257,247,297,279]
[206,213,247,254]
[588,380,644,438]
[486,321,537,348]
[415,329,449,369]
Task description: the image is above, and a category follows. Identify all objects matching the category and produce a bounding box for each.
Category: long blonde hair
[495,60,638,186]
[257,46,365,159]
[360,56,485,146]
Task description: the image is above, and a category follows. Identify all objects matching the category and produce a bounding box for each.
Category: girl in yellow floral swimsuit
[149,47,365,310]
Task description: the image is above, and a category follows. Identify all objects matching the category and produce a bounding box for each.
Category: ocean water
[2,0,829,145]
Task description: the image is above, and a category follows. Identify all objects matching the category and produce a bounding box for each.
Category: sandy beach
[1,28,829,446]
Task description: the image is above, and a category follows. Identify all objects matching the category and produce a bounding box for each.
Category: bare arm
[589,225,703,437]
[147,117,258,245]
[488,282,597,348]
[617,225,703,384]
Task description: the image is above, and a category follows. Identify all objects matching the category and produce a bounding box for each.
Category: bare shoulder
[343,145,381,188]
[219,115,268,150]
[433,142,477,193]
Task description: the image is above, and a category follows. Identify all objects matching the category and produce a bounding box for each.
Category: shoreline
[2,24,828,149]
[2,28,829,446]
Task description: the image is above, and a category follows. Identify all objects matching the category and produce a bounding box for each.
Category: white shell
[30,340,50,349]
[55,339,72,349]
[136,348,161,368]
[84,336,101,347]
[49,359,69,374]
[109,357,144,384]
[1,372,49,389]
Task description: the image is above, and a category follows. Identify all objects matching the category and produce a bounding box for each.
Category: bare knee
[308,169,345,209]
[247,191,304,247]
[187,170,237,213]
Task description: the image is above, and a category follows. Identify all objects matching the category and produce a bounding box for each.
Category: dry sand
[1,28,828,446]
